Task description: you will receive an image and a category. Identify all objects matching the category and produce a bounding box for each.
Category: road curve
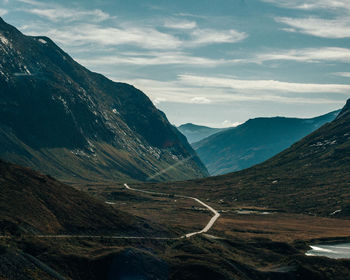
[0,185,220,241]
[124,183,220,238]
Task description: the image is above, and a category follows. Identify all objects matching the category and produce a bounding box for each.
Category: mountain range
[177,123,225,144]
[153,99,350,217]
[192,110,340,175]
[0,17,208,183]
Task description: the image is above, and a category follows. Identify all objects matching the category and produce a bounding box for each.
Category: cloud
[222,120,242,127]
[263,0,350,38]
[190,97,211,104]
[17,0,43,6]
[276,17,350,38]
[38,24,182,49]
[334,72,350,78]
[178,74,350,94]
[122,78,231,104]
[164,20,197,29]
[26,8,111,22]
[29,23,247,50]
[175,12,207,19]
[256,47,350,63]
[262,0,350,12]
[0,9,7,16]
[17,0,111,22]
[19,3,247,50]
[77,51,243,67]
[189,29,247,46]
[122,78,345,106]
[153,97,167,105]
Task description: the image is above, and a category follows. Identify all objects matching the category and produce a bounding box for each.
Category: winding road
[0,184,220,240]
[124,183,220,238]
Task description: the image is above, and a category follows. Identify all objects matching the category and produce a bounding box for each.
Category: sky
[1,0,350,127]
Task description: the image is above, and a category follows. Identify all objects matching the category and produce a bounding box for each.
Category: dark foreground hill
[0,159,168,236]
[142,99,350,217]
[177,123,225,144]
[2,160,350,280]
[0,18,207,183]
[193,110,340,175]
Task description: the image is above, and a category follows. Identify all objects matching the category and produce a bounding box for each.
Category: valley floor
[2,181,350,280]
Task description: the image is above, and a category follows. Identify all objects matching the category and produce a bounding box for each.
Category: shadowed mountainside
[193,110,340,175]
[0,18,208,183]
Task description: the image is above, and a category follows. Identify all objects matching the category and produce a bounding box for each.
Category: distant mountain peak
[337,98,350,120]
[177,123,225,144]
[193,109,341,175]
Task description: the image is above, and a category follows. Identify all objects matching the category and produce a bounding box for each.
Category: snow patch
[23,65,31,75]
[105,201,116,205]
[330,209,342,216]
[71,149,90,158]
[0,33,9,45]
[171,155,179,161]
[38,38,47,44]
[235,210,273,215]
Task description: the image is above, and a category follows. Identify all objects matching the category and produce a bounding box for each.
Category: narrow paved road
[124,183,220,238]
[0,184,220,241]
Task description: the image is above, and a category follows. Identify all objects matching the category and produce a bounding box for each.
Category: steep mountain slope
[0,159,168,236]
[142,99,350,217]
[177,123,225,144]
[193,110,340,175]
[0,18,208,183]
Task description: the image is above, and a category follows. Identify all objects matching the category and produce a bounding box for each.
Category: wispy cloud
[26,8,111,22]
[179,74,350,94]
[262,0,350,12]
[189,29,247,46]
[153,97,167,105]
[18,0,247,50]
[17,0,43,6]
[263,0,350,38]
[222,120,242,127]
[77,51,243,67]
[122,77,346,106]
[175,12,208,19]
[164,20,197,29]
[276,17,350,38]
[190,97,211,104]
[256,47,350,63]
[38,24,182,49]
[0,9,7,16]
[17,0,111,22]
[333,72,350,78]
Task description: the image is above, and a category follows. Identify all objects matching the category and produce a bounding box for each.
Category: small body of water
[306,243,350,259]
[235,210,272,215]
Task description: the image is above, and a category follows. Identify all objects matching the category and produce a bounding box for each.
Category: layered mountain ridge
[156,99,350,217]
[177,123,225,144]
[0,18,208,182]
[193,110,340,175]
